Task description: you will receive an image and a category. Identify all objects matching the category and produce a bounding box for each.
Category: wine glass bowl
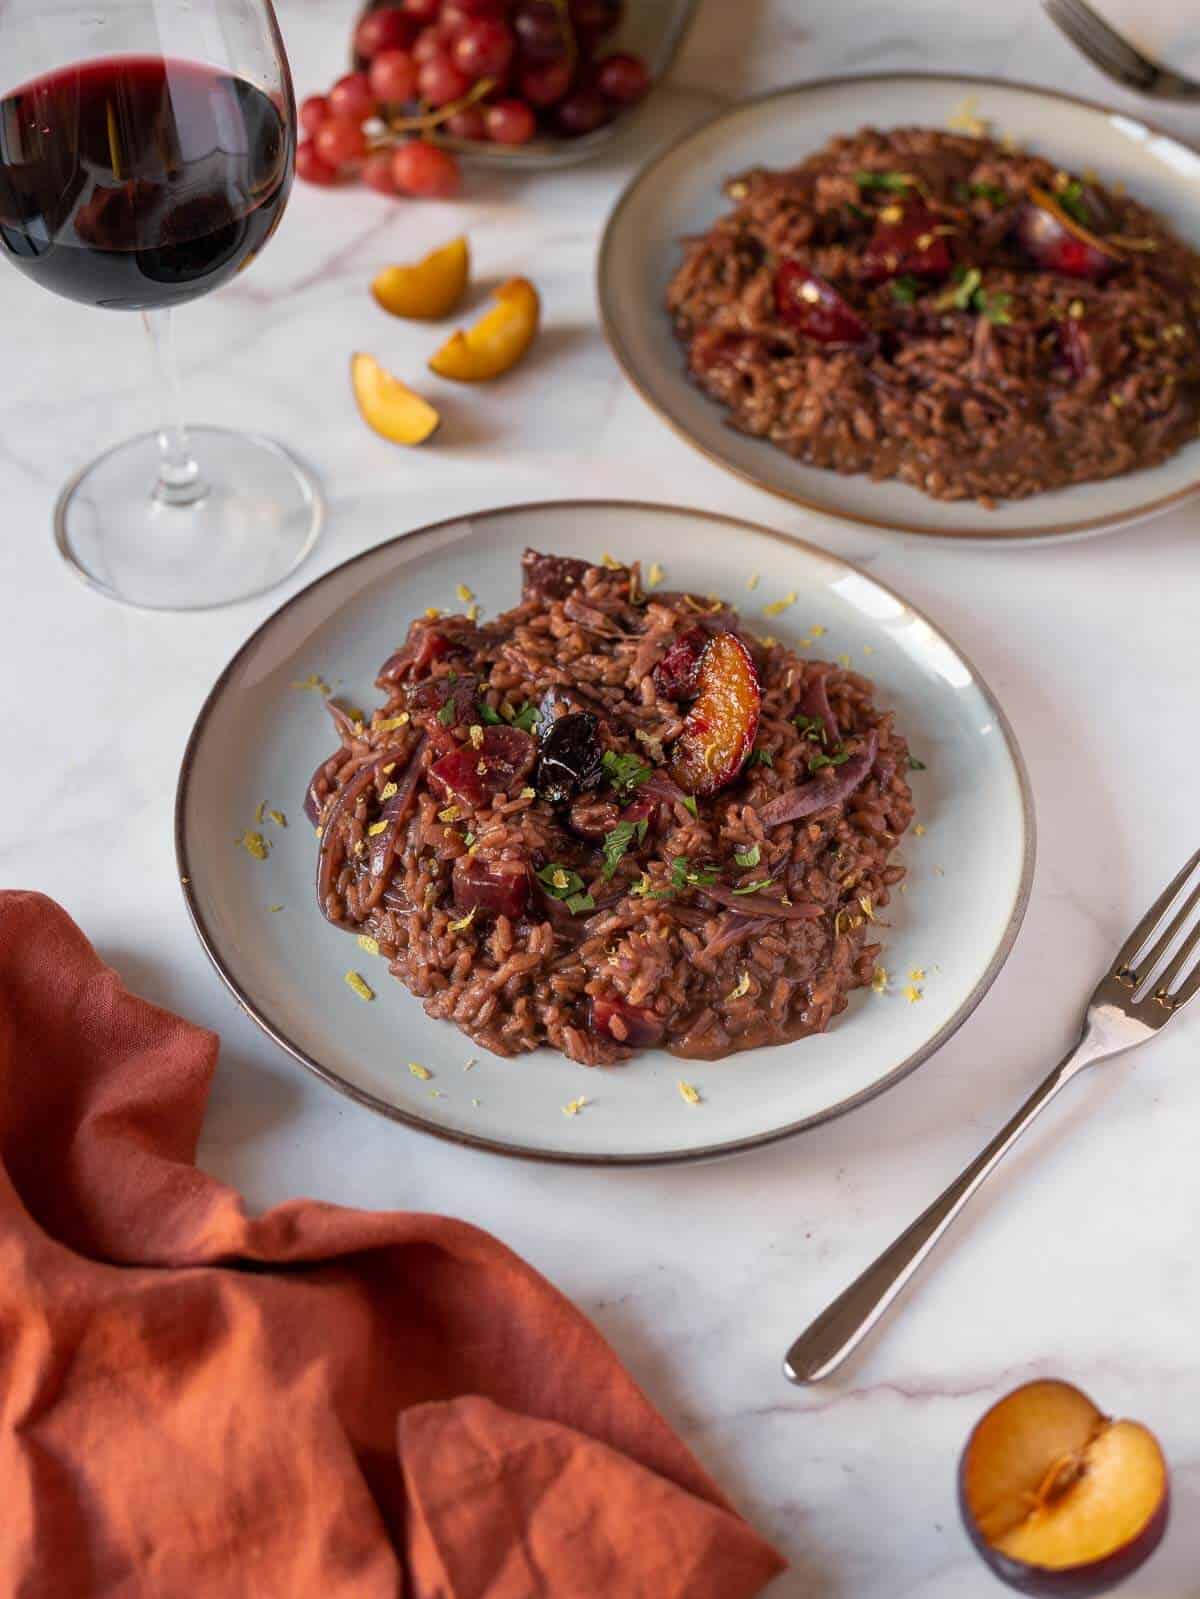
[0,0,323,610]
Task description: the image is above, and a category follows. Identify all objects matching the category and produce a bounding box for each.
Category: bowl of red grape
[298,0,700,194]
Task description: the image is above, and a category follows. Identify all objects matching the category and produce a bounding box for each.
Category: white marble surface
[3,2,1200,1593]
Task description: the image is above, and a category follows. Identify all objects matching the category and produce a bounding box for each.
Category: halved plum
[653,626,707,700]
[536,710,603,804]
[1017,189,1125,281]
[452,856,531,920]
[670,631,762,797]
[861,203,953,283]
[428,726,536,807]
[774,261,869,346]
[591,994,664,1049]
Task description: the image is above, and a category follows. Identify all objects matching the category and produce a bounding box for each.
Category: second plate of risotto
[176,502,1033,1163]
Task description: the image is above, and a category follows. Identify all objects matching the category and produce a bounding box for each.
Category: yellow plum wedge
[351,353,440,446]
[428,277,540,382]
[371,236,470,321]
[960,1379,1169,1597]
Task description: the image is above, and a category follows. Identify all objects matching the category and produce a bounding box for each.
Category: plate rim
[597,70,1200,544]
[175,498,1037,1166]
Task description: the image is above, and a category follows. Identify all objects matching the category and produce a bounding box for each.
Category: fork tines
[1112,848,1200,1009]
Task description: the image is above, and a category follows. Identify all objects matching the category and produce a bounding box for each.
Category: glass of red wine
[0,1,323,609]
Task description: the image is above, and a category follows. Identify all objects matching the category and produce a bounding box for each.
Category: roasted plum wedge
[670,631,762,797]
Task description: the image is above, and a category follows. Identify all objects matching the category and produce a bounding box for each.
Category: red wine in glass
[0,0,322,612]
[0,56,291,311]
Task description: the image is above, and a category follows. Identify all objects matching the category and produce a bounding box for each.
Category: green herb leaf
[734,843,762,868]
[748,748,775,767]
[566,892,596,915]
[938,264,982,311]
[601,819,646,881]
[808,749,852,773]
[511,703,539,733]
[975,288,1013,325]
[793,712,826,743]
[476,702,503,725]
[732,878,773,895]
[436,701,457,727]
[854,170,912,193]
[601,749,652,799]
[890,275,921,305]
[1057,177,1088,226]
[681,794,699,819]
[907,754,927,771]
[537,863,586,900]
[670,856,719,891]
[968,181,1009,204]
[463,831,476,846]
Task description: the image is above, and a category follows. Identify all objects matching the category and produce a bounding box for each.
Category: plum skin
[957,1442,1170,1598]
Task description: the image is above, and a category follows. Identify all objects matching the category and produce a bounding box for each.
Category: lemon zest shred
[344,971,374,1002]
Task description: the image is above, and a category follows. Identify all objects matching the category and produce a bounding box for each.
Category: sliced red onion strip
[758,731,878,828]
[365,736,429,904]
[316,746,409,924]
[799,669,839,746]
[699,885,825,921]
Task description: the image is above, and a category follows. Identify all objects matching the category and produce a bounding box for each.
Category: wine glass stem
[142,308,208,508]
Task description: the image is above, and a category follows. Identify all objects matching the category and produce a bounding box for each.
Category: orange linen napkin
[0,891,785,1598]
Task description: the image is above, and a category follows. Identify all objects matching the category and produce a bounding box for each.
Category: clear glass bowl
[354,0,702,170]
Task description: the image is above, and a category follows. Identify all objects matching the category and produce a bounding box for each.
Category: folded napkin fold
[0,892,785,1597]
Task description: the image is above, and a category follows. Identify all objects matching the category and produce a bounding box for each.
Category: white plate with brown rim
[598,74,1200,543]
[176,501,1035,1164]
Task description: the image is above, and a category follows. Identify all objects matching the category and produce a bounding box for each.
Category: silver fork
[785,850,1200,1384]
[1043,0,1200,101]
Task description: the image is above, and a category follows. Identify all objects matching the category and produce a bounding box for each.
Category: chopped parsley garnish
[976,288,1013,325]
[1057,177,1089,226]
[955,180,1009,205]
[808,749,852,773]
[436,701,457,726]
[681,794,699,819]
[794,712,827,743]
[748,748,775,767]
[732,878,773,895]
[511,703,539,733]
[601,817,648,880]
[476,701,503,725]
[907,754,928,771]
[537,863,587,900]
[670,856,719,891]
[854,170,912,193]
[733,843,762,868]
[566,893,595,915]
[601,749,652,800]
[890,275,922,305]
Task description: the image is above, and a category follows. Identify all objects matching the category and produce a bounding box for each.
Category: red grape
[315,119,369,168]
[484,98,537,144]
[418,54,472,106]
[403,0,441,18]
[299,94,332,136]
[557,86,610,135]
[413,28,448,63]
[519,56,572,106]
[297,139,339,185]
[355,6,418,59]
[368,48,417,103]
[455,0,505,12]
[444,105,488,139]
[570,0,622,37]
[453,18,515,79]
[361,150,399,194]
[514,2,566,57]
[328,71,377,124]
[392,140,462,197]
[596,51,650,103]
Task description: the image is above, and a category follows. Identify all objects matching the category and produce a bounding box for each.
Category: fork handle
[783,1049,1083,1383]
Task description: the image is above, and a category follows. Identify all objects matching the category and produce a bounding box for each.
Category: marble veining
[2,2,1199,1592]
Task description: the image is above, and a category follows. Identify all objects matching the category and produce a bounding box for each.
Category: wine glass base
[54,426,325,611]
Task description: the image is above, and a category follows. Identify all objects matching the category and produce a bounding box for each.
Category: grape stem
[375,76,496,144]
[548,0,579,70]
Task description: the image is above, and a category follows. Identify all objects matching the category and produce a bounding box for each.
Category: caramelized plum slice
[452,857,531,920]
[653,626,707,700]
[428,726,536,807]
[862,203,952,283]
[1017,188,1125,281]
[774,261,869,346]
[671,632,762,797]
[407,672,479,730]
[591,994,664,1049]
[537,711,603,804]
